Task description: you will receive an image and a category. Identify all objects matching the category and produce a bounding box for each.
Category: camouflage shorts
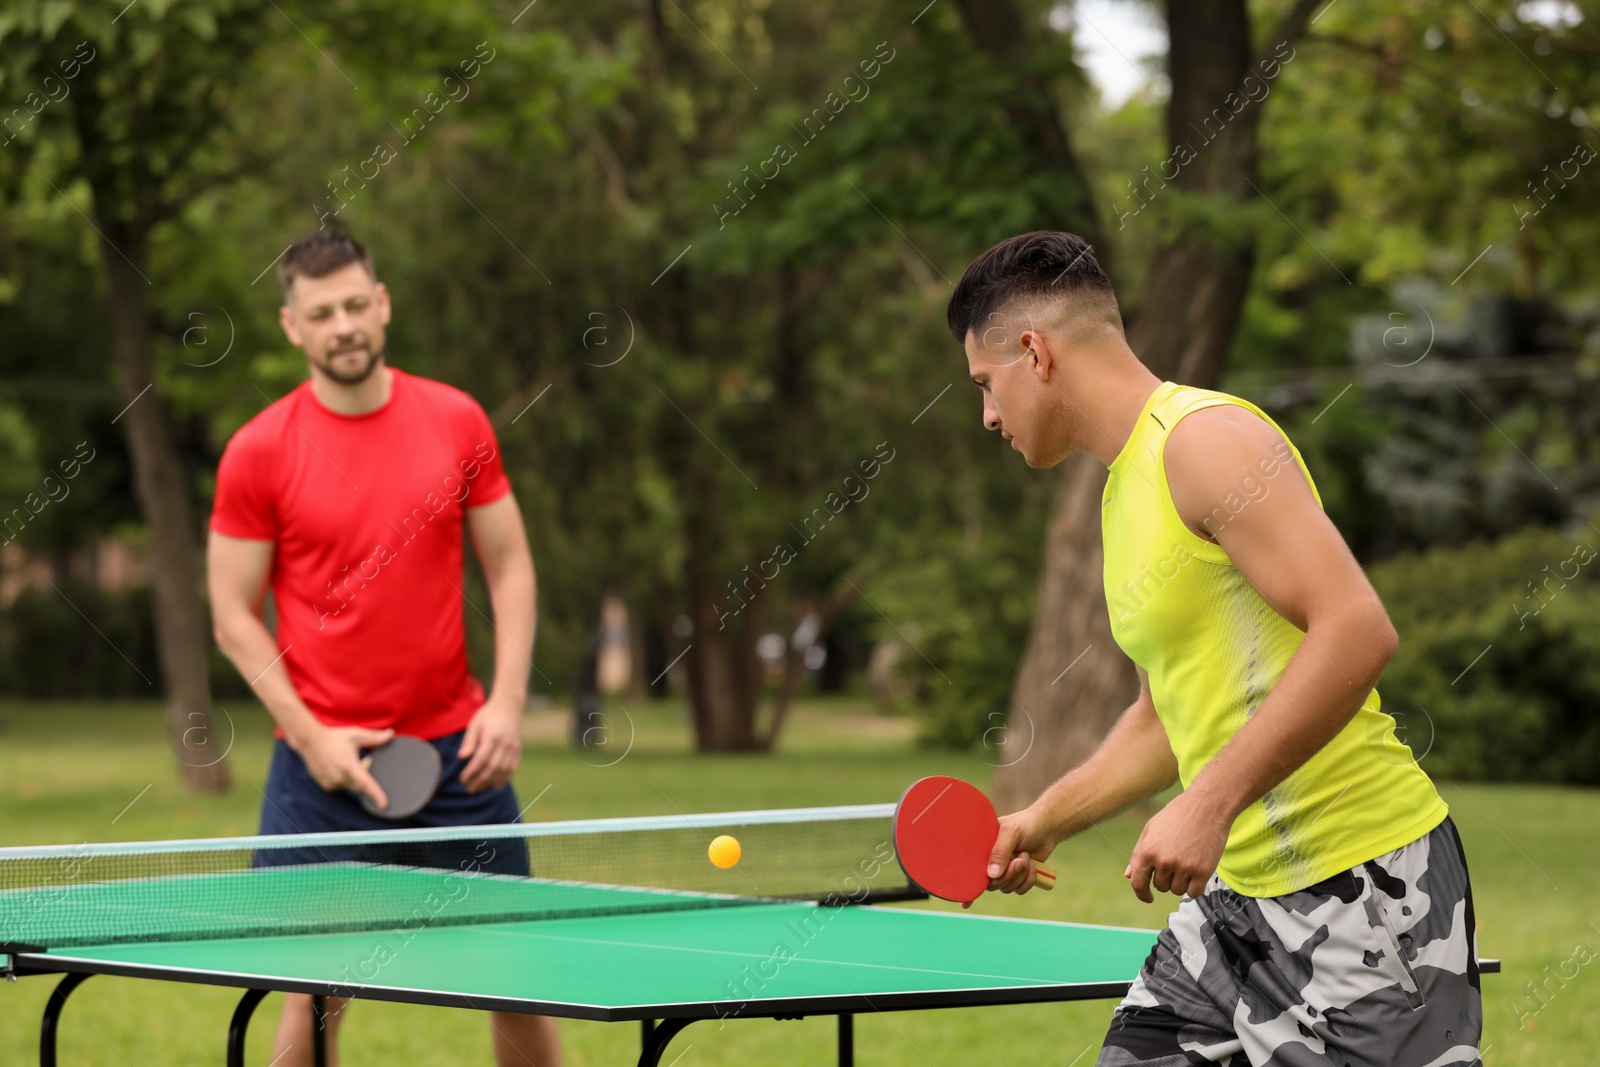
[1098,816,1482,1067]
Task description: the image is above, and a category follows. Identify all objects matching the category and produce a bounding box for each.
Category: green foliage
[1252,1,1600,296]
[1221,4,1600,565]
[1370,518,1600,784]
[872,539,1040,749]
[0,398,39,503]
[0,581,155,698]
[868,440,1052,750]
[1253,347,1600,562]
[2,0,1597,770]
[0,581,254,699]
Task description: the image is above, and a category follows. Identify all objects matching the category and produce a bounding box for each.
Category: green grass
[0,698,1594,1065]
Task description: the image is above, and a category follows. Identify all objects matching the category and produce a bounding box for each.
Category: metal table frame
[5,940,1501,1066]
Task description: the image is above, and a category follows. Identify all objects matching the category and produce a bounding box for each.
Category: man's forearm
[482,556,536,705]
[1034,699,1179,843]
[1187,611,1395,821]
[215,613,321,747]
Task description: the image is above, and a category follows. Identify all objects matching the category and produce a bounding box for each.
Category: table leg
[227,989,269,1067]
[40,972,90,1067]
[636,1017,694,1067]
[838,1013,853,1067]
[310,995,328,1067]
[225,990,327,1067]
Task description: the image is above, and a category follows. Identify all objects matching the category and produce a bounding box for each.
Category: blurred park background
[1,0,1599,1063]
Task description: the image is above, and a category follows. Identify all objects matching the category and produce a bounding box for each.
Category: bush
[0,582,253,700]
[1370,518,1600,784]
[0,582,162,698]
[870,535,1038,749]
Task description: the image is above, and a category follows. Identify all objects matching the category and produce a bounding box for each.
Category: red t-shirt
[210,368,512,738]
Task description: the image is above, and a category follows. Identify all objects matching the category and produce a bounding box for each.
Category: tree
[438,0,1114,751]
[993,0,1323,809]
[0,0,286,790]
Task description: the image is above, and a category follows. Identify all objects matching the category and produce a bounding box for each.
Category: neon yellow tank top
[1101,381,1448,897]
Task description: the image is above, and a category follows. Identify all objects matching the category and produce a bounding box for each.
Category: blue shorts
[254,729,530,877]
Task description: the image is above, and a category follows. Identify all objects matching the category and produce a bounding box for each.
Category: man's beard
[313,344,382,385]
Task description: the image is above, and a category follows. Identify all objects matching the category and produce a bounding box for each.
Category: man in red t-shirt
[208,231,560,1066]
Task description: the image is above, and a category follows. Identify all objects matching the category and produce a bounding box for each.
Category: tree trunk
[98,222,230,793]
[677,460,764,751]
[990,452,1134,802]
[992,0,1317,810]
[683,562,763,752]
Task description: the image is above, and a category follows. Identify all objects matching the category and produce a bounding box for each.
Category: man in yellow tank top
[949,232,1481,1066]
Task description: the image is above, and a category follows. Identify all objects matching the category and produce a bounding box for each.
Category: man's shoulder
[396,368,489,420]
[1160,383,1260,422]
[221,383,312,456]
[1162,386,1290,456]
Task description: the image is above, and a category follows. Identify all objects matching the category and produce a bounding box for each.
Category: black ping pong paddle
[359,736,442,819]
[893,775,1056,904]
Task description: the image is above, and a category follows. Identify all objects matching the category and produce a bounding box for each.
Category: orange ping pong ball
[708,835,742,869]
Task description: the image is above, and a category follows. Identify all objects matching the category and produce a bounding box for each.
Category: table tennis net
[0,804,918,950]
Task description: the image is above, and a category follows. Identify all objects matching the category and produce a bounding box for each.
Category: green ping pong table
[0,808,1499,1066]
[7,885,1163,1066]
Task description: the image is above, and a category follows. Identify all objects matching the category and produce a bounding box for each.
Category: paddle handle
[1033,861,1057,891]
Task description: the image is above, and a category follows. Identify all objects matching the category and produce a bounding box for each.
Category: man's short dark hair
[946,231,1116,343]
[278,231,375,296]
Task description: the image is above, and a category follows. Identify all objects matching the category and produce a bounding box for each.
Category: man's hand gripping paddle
[358,736,442,819]
[893,775,1056,905]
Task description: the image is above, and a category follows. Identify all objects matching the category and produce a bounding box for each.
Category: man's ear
[1020,328,1054,381]
[279,303,302,347]
[375,281,393,327]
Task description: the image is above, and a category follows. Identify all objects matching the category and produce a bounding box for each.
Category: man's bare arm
[1173,409,1395,819]
[207,531,391,806]
[465,493,536,708]
[458,493,536,793]
[1032,670,1178,839]
[985,668,1178,896]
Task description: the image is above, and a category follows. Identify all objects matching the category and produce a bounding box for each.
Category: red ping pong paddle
[359,736,442,819]
[893,775,1056,904]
